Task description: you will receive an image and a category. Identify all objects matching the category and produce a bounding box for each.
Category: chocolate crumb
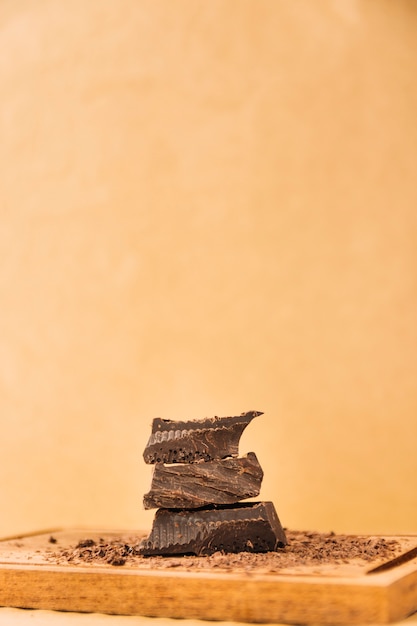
[76,539,96,549]
[107,557,126,566]
[49,530,401,571]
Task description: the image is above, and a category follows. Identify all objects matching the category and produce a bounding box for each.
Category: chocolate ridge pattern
[143,410,262,464]
[140,501,287,556]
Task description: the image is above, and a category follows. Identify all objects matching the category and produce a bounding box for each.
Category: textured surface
[1,529,417,623]
[143,412,260,464]
[3,529,410,575]
[140,502,286,555]
[143,452,263,509]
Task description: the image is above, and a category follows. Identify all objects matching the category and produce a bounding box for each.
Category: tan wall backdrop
[1,0,416,538]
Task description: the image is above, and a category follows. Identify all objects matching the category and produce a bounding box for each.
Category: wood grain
[0,530,416,624]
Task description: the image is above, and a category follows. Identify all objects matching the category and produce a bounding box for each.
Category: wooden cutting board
[0,529,416,624]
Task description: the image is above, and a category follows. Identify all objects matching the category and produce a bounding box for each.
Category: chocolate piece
[139,501,287,556]
[143,452,264,510]
[143,410,262,464]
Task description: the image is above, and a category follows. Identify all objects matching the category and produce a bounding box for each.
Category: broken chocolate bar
[143,452,264,510]
[139,501,287,556]
[143,410,262,464]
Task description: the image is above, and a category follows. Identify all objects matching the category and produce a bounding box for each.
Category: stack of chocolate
[140,410,287,556]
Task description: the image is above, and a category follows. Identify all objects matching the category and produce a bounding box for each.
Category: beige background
[1,0,416,539]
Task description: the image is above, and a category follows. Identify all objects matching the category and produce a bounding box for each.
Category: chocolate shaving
[49,530,401,570]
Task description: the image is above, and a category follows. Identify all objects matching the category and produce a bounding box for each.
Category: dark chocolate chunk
[143,452,264,510]
[139,501,287,556]
[143,410,262,464]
